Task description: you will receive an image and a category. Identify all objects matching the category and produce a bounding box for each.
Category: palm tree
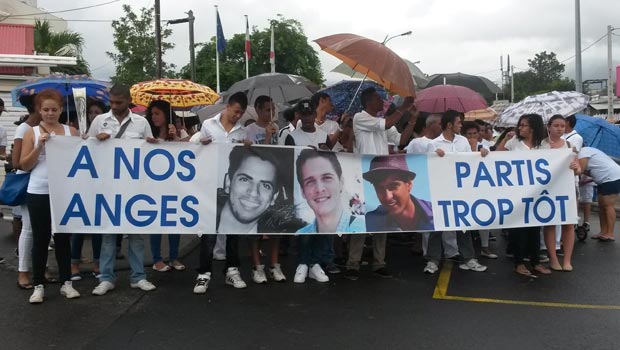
[34,20,90,75]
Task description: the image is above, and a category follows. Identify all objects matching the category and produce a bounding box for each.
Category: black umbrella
[425,73,502,101]
[221,73,319,106]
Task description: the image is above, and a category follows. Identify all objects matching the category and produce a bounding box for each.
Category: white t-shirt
[245,122,276,145]
[28,125,72,195]
[353,110,400,155]
[563,130,583,152]
[286,128,328,148]
[277,123,295,145]
[195,113,246,143]
[88,111,153,139]
[429,133,471,153]
[14,123,32,175]
[296,119,340,135]
[405,136,433,154]
[504,136,538,151]
[578,147,620,184]
[0,125,7,147]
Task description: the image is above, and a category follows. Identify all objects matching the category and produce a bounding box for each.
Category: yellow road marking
[432,261,620,310]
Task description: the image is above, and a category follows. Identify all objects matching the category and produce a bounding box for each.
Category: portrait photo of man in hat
[363,154,434,232]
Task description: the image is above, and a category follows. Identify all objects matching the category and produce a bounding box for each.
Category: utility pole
[154,0,162,78]
[511,65,515,102]
[575,0,582,92]
[169,11,196,81]
[607,25,614,119]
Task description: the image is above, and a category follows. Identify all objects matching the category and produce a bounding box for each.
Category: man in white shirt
[192,92,251,294]
[424,110,488,274]
[285,100,330,149]
[562,115,583,152]
[405,114,442,154]
[277,108,298,145]
[87,85,156,296]
[245,95,278,145]
[344,87,416,281]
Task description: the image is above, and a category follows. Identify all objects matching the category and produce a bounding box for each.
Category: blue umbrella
[319,80,387,115]
[10,73,110,108]
[574,114,620,158]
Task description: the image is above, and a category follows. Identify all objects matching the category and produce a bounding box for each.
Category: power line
[474,68,501,76]
[5,0,121,18]
[560,32,609,63]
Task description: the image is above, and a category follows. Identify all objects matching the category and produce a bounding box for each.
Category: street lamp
[383,30,412,45]
[168,10,196,81]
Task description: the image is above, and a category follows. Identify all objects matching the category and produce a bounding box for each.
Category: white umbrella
[496,91,590,127]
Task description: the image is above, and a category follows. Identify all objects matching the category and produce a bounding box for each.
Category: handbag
[0,171,30,206]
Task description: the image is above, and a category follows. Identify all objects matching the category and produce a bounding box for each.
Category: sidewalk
[0,217,200,275]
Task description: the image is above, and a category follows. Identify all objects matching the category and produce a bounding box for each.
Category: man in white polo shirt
[344,87,416,281]
[87,84,156,296]
[191,92,251,293]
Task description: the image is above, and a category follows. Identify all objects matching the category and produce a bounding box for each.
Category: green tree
[181,15,323,91]
[34,20,90,75]
[511,51,576,101]
[107,5,175,86]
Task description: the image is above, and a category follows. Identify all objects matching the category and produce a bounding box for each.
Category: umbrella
[331,59,428,89]
[425,73,501,101]
[314,33,415,97]
[221,73,318,106]
[464,107,498,121]
[319,80,388,115]
[574,114,620,158]
[11,73,110,107]
[130,79,219,110]
[496,91,590,127]
[414,84,488,113]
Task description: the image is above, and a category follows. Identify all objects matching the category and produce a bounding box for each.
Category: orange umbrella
[464,107,498,121]
[314,33,415,97]
[130,79,218,109]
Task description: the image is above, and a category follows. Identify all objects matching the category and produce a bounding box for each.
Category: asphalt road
[1,215,619,350]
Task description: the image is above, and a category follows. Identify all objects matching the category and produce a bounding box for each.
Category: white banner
[47,137,577,234]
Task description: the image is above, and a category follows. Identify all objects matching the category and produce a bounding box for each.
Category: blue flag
[216,10,226,53]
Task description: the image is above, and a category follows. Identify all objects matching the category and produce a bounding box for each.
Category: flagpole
[215,5,221,93]
[270,24,275,73]
[244,15,249,79]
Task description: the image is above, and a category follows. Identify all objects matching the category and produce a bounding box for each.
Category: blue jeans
[71,234,102,264]
[99,234,146,284]
[298,235,334,266]
[149,234,180,263]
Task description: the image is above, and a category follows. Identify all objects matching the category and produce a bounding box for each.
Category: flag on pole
[216,9,226,53]
[245,16,251,60]
[269,24,275,73]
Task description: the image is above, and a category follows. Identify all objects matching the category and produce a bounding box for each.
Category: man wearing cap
[363,154,434,232]
[285,99,331,149]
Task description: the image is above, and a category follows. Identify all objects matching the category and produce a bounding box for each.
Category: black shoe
[556,249,564,257]
[325,263,341,275]
[333,258,347,268]
[0,256,5,264]
[446,254,461,262]
[344,269,359,281]
[373,267,393,278]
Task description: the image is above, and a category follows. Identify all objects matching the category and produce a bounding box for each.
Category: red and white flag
[244,16,251,60]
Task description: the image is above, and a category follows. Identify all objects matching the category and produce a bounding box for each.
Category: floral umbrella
[130,79,219,110]
[496,91,590,127]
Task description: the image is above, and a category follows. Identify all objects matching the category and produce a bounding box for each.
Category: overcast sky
[37,0,620,88]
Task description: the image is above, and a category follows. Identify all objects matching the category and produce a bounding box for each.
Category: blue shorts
[598,179,620,196]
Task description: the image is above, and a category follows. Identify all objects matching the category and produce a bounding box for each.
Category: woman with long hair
[20,89,80,303]
[496,114,552,277]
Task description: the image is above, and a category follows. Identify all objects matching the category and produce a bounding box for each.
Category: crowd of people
[2,83,619,304]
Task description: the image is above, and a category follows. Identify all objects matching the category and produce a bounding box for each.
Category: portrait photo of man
[362,154,434,232]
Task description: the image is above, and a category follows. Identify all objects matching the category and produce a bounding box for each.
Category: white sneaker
[225,267,247,289]
[308,264,329,282]
[293,264,308,283]
[480,251,499,259]
[252,265,267,284]
[193,273,211,294]
[424,261,439,274]
[60,281,81,299]
[29,284,44,304]
[459,259,487,272]
[92,281,115,296]
[130,279,157,291]
[269,263,286,282]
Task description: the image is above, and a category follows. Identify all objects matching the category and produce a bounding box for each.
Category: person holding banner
[192,92,250,293]
[285,100,330,149]
[424,110,488,274]
[496,113,552,277]
[541,115,580,272]
[145,100,188,272]
[20,89,81,303]
[87,84,157,295]
[578,147,620,243]
[344,87,416,280]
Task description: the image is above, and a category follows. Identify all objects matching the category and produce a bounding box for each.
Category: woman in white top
[145,100,188,272]
[12,101,41,289]
[496,114,552,277]
[541,115,581,272]
[20,89,80,304]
